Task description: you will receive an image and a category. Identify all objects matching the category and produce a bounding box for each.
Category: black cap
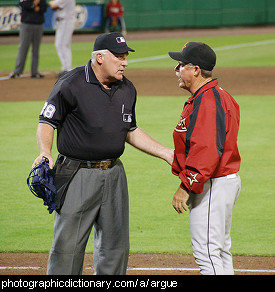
[169,42,216,71]
[93,32,135,54]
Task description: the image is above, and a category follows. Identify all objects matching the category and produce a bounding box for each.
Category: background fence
[122,0,275,29]
[1,0,275,33]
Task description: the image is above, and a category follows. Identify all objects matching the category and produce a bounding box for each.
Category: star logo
[187,172,199,186]
[175,116,187,132]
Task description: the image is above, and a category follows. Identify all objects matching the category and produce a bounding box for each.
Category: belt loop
[61,156,67,166]
[58,155,67,166]
[87,161,91,168]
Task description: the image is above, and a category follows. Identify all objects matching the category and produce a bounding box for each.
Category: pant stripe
[207,179,216,275]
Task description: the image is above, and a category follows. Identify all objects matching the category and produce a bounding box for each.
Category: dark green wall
[1,0,275,30]
[120,0,275,30]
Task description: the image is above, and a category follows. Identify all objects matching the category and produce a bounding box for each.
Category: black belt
[60,156,118,170]
[79,159,117,170]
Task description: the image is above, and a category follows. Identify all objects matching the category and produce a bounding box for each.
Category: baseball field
[0,26,275,275]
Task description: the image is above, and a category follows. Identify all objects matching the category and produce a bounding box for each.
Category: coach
[32,32,174,275]
[169,42,241,274]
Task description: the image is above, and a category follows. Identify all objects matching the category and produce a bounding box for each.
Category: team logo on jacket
[187,172,199,186]
[175,116,187,132]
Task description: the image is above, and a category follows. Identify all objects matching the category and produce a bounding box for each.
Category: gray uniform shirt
[55,0,75,20]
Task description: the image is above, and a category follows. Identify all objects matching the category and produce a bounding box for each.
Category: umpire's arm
[32,123,55,169]
[126,127,174,165]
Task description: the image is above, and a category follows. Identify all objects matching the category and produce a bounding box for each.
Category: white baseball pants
[188,173,241,275]
[55,18,75,72]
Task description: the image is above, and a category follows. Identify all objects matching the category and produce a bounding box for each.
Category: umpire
[32,32,174,275]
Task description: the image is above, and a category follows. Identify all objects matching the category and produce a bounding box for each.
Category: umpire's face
[101,50,129,82]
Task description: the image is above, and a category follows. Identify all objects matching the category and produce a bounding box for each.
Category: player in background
[49,0,75,78]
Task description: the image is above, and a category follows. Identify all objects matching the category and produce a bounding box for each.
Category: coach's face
[174,62,195,91]
[103,51,129,82]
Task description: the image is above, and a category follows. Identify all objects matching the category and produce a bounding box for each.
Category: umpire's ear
[96,52,105,65]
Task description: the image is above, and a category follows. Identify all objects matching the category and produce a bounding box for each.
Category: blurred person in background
[10,0,47,79]
[49,0,76,78]
[105,0,126,35]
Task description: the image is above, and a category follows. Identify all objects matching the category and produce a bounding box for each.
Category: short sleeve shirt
[39,60,137,160]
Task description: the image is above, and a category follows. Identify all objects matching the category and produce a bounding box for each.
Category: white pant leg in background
[188,174,241,275]
[55,18,75,72]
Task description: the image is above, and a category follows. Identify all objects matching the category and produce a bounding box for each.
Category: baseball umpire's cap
[169,42,216,71]
[93,32,135,54]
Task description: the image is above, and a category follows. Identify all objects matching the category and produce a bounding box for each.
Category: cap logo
[116,37,126,43]
[182,42,188,50]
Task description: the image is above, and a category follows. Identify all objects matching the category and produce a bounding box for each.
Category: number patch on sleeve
[40,102,56,119]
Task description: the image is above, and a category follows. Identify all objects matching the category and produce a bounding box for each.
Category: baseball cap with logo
[93,32,135,54]
[168,42,216,71]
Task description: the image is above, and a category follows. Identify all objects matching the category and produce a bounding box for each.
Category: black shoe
[9,72,20,79]
[31,73,44,78]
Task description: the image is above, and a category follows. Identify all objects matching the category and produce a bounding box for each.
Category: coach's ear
[194,65,200,77]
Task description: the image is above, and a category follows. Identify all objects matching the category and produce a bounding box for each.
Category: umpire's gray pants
[47,160,129,275]
[13,23,43,75]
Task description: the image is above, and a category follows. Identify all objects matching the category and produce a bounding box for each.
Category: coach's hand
[172,186,190,214]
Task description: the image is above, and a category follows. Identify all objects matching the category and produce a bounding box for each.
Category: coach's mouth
[176,72,182,82]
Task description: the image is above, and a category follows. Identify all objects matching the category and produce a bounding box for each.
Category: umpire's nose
[122,58,128,67]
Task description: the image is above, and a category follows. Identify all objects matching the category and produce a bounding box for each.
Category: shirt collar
[85,59,100,84]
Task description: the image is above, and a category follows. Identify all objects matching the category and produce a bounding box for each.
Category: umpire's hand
[32,153,54,169]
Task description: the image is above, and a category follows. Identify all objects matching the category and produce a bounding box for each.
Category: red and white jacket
[172,79,241,194]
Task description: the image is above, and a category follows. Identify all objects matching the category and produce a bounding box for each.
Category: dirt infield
[1,25,275,101]
[1,67,275,102]
[1,253,275,275]
[1,27,275,275]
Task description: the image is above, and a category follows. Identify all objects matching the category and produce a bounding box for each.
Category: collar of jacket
[187,78,218,103]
